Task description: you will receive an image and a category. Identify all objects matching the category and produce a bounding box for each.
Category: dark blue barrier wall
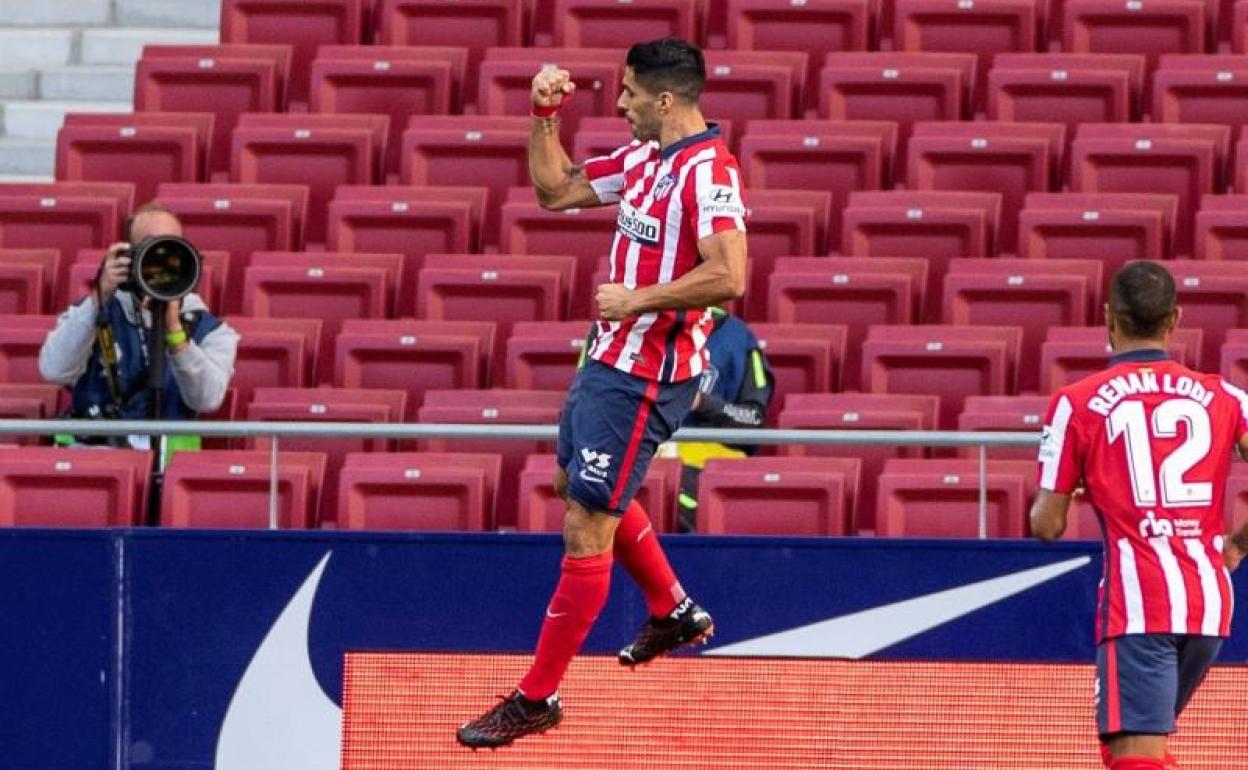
[4,530,1247,768]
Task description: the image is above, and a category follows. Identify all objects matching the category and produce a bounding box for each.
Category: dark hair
[625,37,706,103]
[1109,261,1177,339]
[124,202,181,243]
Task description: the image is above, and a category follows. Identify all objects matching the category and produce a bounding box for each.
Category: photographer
[38,203,239,443]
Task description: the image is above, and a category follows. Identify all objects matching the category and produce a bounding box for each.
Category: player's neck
[1112,337,1167,357]
[658,112,709,152]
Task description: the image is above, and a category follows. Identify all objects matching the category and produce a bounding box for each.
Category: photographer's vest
[70,296,222,420]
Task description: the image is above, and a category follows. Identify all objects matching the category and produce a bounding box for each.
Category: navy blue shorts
[556,359,698,515]
[1095,634,1222,738]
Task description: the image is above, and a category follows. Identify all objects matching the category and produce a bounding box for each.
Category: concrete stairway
[0,0,219,178]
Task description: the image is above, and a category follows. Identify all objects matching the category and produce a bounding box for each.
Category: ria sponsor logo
[617,203,661,247]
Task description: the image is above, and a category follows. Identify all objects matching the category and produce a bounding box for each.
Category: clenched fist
[532,64,575,111]
[596,283,636,321]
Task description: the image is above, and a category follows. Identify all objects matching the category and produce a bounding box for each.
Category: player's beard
[628,111,661,143]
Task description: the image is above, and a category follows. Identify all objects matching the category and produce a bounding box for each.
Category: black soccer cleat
[618,597,715,666]
[457,691,563,749]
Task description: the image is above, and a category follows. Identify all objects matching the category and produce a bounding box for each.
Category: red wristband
[531,102,561,118]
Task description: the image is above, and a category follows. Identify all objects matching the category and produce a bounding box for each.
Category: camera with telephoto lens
[120,236,202,303]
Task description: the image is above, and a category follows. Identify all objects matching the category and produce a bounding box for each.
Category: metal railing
[0,419,1042,538]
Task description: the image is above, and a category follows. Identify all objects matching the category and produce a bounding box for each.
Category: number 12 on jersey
[1107,399,1213,509]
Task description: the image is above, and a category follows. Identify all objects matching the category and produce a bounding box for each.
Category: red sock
[1163,753,1180,769]
[1100,744,1113,768]
[614,500,686,618]
[517,551,612,700]
[1110,758,1166,770]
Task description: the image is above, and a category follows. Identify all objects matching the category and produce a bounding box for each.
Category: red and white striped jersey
[581,125,747,383]
[1038,349,1247,640]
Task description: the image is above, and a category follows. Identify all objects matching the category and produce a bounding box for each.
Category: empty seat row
[10,443,1248,538]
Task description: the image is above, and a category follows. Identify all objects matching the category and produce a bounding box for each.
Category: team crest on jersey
[617,201,661,247]
[652,173,676,201]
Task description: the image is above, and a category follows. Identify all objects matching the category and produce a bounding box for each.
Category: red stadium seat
[338,451,502,531]
[310,55,453,180]
[0,446,152,527]
[957,394,1050,460]
[726,0,871,109]
[875,458,1032,538]
[417,389,564,529]
[739,190,833,319]
[553,0,696,47]
[0,260,44,316]
[1196,193,1248,259]
[1221,328,1248,383]
[417,254,571,379]
[157,181,308,245]
[335,319,495,416]
[943,258,1102,392]
[702,50,807,123]
[1166,260,1248,368]
[0,383,60,444]
[1152,55,1248,140]
[247,387,407,524]
[401,116,530,246]
[231,113,386,246]
[1017,200,1171,275]
[220,0,367,109]
[988,53,1142,131]
[504,320,591,390]
[778,392,939,532]
[749,321,848,419]
[0,314,56,384]
[817,52,975,171]
[1040,325,1202,391]
[1224,465,1248,536]
[223,316,322,402]
[326,185,482,315]
[1237,0,1248,52]
[61,112,214,182]
[243,251,400,383]
[1070,123,1230,256]
[740,120,895,248]
[498,199,616,316]
[162,450,327,529]
[477,49,622,143]
[0,188,125,266]
[841,190,1001,310]
[377,0,522,91]
[0,249,60,316]
[907,121,1063,254]
[517,454,682,532]
[316,44,468,109]
[56,116,207,204]
[893,0,1040,111]
[862,324,1022,428]
[698,456,862,536]
[135,44,292,178]
[1063,0,1206,71]
[768,256,926,390]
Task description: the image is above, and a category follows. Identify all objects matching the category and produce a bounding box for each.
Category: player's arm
[597,230,747,319]
[529,67,600,211]
[1030,490,1073,542]
[1031,393,1082,542]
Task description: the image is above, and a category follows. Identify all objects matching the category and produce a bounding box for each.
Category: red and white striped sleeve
[686,155,747,240]
[1037,391,1082,494]
[582,142,637,204]
[1219,378,1248,441]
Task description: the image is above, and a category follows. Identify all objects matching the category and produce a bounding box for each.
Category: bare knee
[1106,734,1167,760]
[562,501,618,557]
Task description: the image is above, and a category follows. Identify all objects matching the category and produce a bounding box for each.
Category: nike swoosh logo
[546,610,567,619]
[705,556,1092,659]
[216,553,339,770]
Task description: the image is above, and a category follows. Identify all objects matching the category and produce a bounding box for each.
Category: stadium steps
[0,0,220,178]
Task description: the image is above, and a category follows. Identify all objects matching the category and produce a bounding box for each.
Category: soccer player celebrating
[1031,261,1246,770]
[457,38,748,748]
